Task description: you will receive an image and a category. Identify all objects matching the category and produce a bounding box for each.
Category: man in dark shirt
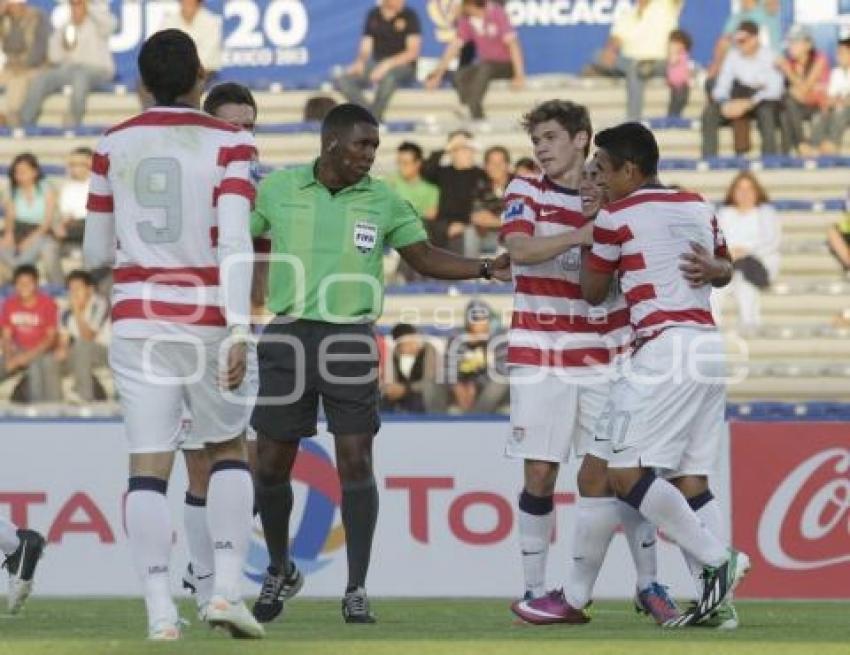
[422,130,489,252]
[336,0,421,121]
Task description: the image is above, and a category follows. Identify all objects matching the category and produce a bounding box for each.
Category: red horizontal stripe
[107,111,240,136]
[512,309,630,334]
[515,275,582,299]
[593,224,634,245]
[499,221,534,239]
[213,178,256,208]
[87,193,113,213]
[624,284,657,306]
[112,299,226,327]
[619,253,646,271]
[637,309,715,330]
[507,346,614,368]
[91,152,109,176]
[586,252,618,274]
[113,266,219,286]
[218,144,258,168]
[607,190,705,214]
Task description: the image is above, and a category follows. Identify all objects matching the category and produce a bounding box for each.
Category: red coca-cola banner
[731,422,850,599]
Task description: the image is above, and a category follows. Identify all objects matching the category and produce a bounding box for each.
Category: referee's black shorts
[250,318,381,441]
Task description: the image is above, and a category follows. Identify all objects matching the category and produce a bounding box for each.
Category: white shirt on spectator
[612,0,681,61]
[60,178,90,221]
[48,1,116,75]
[159,6,222,73]
[712,44,784,104]
[717,204,782,280]
[61,292,110,346]
[827,66,850,100]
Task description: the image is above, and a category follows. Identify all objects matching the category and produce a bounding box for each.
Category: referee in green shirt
[249,104,510,624]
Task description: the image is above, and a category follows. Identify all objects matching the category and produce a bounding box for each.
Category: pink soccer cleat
[510,589,590,625]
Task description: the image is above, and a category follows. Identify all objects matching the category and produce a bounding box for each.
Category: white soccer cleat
[206,595,265,639]
[4,529,46,615]
[148,619,182,641]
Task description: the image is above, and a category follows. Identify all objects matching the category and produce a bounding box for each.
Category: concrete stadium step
[736,337,850,360]
[727,376,850,401]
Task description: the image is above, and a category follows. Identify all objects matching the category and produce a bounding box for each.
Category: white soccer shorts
[111,336,249,454]
[601,327,727,477]
[505,366,612,463]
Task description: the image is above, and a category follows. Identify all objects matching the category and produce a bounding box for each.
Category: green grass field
[1,599,849,655]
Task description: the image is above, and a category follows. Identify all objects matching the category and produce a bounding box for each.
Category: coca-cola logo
[758,448,850,571]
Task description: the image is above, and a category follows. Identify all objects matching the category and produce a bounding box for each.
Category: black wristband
[479,258,493,280]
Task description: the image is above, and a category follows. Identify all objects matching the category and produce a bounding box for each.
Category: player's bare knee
[129,451,175,480]
[669,474,708,498]
[184,450,212,498]
[523,459,558,496]
[577,455,612,497]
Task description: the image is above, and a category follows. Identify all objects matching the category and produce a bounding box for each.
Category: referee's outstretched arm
[399,240,511,282]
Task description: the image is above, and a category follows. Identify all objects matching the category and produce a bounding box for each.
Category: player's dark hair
[9,152,44,194]
[321,103,379,140]
[398,141,424,161]
[594,122,659,177]
[485,145,511,166]
[522,100,592,139]
[71,146,94,158]
[203,82,258,119]
[391,323,418,340]
[669,29,693,52]
[138,29,201,106]
[66,269,94,287]
[13,264,38,283]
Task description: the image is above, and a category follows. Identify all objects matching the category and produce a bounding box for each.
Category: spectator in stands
[381,323,443,413]
[778,25,830,157]
[422,130,489,252]
[0,153,62,285]
[337,0,421,122]
[0,0,49,127]
[158,1,222,79]
[426,0,525,121]
[701,21,784,158]
[0,264,60,402]
[809,37,850,156]
[667,29,692,117]
[714,171,781,330]
[466,145,511,257]
[707,0,783,86]
[588,0,682,121]
[55,269,108,402]
[513,157,539,177]
[54,146,92,252]
[446,299,507,413]
[387,141,439,221]
[19,0,115,128]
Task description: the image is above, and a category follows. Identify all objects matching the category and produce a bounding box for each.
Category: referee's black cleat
[342,587,376,624]
[252,562,304,623]
[3,529,46,614]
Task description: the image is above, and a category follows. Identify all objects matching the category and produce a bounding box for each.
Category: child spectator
[55,146,93,251]
[810,37,850,156]
[667,29,692,117]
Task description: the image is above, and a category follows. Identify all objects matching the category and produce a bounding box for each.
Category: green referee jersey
[251,162,428,323]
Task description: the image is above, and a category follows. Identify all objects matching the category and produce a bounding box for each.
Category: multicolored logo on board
[244,441,345,582]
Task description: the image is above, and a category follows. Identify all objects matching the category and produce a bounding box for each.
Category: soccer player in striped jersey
[0,518,44,614]
[84,31,263,640]
[581,122,748,628]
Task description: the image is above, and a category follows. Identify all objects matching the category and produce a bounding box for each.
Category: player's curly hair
[521,100,592,155]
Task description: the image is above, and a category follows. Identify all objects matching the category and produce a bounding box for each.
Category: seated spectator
[159,0,221,79]
[701,21,784,158]
[667,29,692,117]
[55,269,108,402]
[810,37,850,156]
[707,0,783,82]
[0,0,49,127]
[426,0,525,121]
[466,145,511,257]
[54,146,92,251]
[387,141,439,221]
[20,0,116,128]
[513,157,539,177]
[0,153,62,285]
[713,171,781,330]
[422,130,489,252]
[381,323,444,413]
[446,299,507,413]
[778,25,830,157]
[0,264,61,402]
[337,0,421,122]
[588,0,682,121]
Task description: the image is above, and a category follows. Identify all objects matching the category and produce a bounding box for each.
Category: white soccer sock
[207,462,254,602]
[518,491,554,599]
[564,496,621,610]
[681,491,727,598]
[184,493,215,607]
[0,517,20,555]
[626,476,727,568]
[126,482,178,629]
[619,503,658,591]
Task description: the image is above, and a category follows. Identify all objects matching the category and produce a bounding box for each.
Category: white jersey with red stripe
[587,186,728,339]
[84,107,257,340]
[500,174,630,372]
